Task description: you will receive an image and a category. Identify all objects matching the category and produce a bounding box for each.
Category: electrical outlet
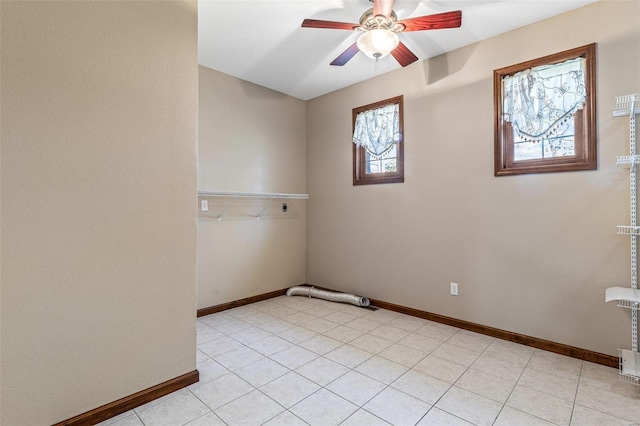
[450,282,459,296]
[201,200,208,212]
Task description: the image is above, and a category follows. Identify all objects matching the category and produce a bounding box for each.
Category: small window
[494,44,596,176]
[353,96,404,185]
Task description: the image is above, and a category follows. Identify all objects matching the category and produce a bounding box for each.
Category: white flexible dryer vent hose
[286,286,370,308]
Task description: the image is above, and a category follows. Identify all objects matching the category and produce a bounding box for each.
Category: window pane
[365,143,397,174]
[514,137,575,161]
[514,141,543,161]
[513,116,575,161]
[366,160,381,174]
[381,158,397,172]
[544,137,575,157]
[382,145,397,158]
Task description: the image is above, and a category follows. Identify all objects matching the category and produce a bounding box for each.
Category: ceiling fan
[301,0,462,67]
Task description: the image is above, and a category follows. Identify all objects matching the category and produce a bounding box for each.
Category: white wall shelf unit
[606,93,640,386]
[197,191,309,221]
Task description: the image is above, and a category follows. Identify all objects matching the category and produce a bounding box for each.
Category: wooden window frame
[353,95,404,185]
[494,44,597,176]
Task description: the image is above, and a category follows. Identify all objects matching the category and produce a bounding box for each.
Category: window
[353,95,404,185]
[494,44,596,176]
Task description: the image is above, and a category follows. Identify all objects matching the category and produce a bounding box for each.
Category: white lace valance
[503,57,586,142]
[353,103,399,156]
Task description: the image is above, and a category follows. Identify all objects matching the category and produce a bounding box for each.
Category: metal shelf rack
[197,191,309,221]
[606,93,640,385]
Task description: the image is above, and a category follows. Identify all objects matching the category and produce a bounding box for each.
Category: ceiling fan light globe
[357,29,399,60]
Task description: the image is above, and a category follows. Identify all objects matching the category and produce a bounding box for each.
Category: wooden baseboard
[196,284,617,368]
[368,298,618,368]
[54,370,199,426]
[292,284,617,368]
[197,287,289,317]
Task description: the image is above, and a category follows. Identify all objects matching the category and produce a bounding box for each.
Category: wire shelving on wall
[606,93,640,386]
[197,191,309,221]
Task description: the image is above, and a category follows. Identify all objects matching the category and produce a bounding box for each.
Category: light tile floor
[100,296,640,426]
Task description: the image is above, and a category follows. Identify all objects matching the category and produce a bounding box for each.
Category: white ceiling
[198,0,597,101]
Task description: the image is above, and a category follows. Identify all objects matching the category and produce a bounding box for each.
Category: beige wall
[198,66,306,309]
[307,1,640,356]
[0,1,198,424]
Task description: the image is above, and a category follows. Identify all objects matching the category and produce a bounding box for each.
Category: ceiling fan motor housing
[356,8,406,33]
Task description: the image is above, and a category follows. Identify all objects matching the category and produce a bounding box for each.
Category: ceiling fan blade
[391,42,418,67]
[330,43,360,66]
[302,19,358,31]
[397,10,462,32]
[373,0,396,18]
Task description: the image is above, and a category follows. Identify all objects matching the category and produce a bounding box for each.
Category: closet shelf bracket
[217,197,236,222]
[256,196,276,220]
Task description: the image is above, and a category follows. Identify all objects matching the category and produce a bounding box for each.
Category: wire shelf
[617,225,640,235]
[616,155,640,166]
[613,93,640,117]
[198,191,309,199]
[618,300,640,310]
[618,349,640,386]
[606,287,640,309]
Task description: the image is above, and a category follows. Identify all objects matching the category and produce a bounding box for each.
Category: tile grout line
[213,303,460,424]
[490,348,570,426]
[252,302,420,423]
[567,361,585,426]
[488,344,534,425]
[186,380,229,425]
[386,326,461,424]
[198,305,363,423]
[375,326,486,424]
[430,329,499,425]
[205,302,460,422]
[133,410,147,426]
[516,353,585,406]
[189,367,289,425]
